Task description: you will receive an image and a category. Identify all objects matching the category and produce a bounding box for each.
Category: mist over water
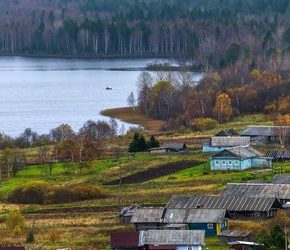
[0,56,203,137]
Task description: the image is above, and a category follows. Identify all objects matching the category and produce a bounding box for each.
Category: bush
[8,181,50,204]
[191,118,217,131]
[5,211,25,233]
[8,182,108,204]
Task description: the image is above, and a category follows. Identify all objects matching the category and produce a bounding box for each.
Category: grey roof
[210,137,250,147]
[212,146,264,159]
[166,195,279,212]
[140,230,205,246]
[163,208,226,224]
[265,151,290,160]
[186,209,226,223]
[130,208,164,223]
[218,230,251,237]
[162,142,186,150]
[163,208,187,223]
[241,125,290,137]
[119,205,141,217]
[223,183,290,200]
[215,129,239,137]
[273,174,290,184]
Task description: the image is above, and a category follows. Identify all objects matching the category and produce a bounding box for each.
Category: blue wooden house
[163,208,228,236]
[203,136,251,153]
[185,209,228,236]
[210,146,272,171]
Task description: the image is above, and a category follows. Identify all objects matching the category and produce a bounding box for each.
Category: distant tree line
[2,0,290,68]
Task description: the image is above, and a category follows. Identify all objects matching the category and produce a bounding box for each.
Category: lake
[0,56,203,137]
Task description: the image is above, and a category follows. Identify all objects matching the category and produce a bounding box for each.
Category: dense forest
[1,0,290,68]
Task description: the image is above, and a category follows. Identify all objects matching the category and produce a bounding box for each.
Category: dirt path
[105,160,203,185]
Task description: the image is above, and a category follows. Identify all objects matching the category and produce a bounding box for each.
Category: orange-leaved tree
[214,93,233,123]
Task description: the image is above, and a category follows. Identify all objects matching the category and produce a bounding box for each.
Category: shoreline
[101,107,166,133]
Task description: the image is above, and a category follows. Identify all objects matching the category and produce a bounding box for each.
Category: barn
[166,195,282,219]
[223,183,290,204]
[241,125,290,144]
[210,146,272,170]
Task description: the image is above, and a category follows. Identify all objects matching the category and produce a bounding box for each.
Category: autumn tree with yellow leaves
[214,93,233,123]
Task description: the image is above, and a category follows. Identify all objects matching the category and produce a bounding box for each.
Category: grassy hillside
[0,149,289,248]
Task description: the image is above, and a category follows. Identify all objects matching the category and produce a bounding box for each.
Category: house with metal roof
[185,209,227,236]
[166,195,282,219]
[223,183,290,204]
[140,230,205,250]
[203,137,251,153]
[241,125,290,144]
[130,207,227,236]
[111,230,205,250]
[210,146,272,171]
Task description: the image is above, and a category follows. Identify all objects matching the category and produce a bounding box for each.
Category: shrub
[191,118,217,131]
[8,181,50,204]
[8,182,108,204]
[5,211,25,233]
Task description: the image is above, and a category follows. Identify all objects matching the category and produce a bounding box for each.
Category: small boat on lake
[106,87,112,90]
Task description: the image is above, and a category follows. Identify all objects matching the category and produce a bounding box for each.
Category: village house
[241,125,290,144]
[139,230,205,250]
[210,146,272,171]
[130,207,227,236]
[166,195,282,219]
[163,208,228,236]
[111,230,205,250]
[149,142,187,154]
[203,137,251,153]
[223,183,290,204]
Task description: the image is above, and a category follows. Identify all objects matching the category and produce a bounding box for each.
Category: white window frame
[234,160,239,165]
[215,160,220,165]
[222,161,226,165]
[207,223,214,229]
[228,161,232,165]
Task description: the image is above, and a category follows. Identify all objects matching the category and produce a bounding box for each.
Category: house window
[187,247,194,250]
[215,160,220,165]
[222,161,226,165]
[228,161,232,165]
[207,223,214,229]
[235,160,239,165]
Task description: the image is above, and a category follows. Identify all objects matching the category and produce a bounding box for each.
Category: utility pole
[285,225,288,250]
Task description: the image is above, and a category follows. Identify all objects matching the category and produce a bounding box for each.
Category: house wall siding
[176,246,201,250]
[211,157,270,171]
[203,145,231,152]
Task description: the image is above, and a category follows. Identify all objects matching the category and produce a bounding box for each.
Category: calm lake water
[0,56,203,137]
